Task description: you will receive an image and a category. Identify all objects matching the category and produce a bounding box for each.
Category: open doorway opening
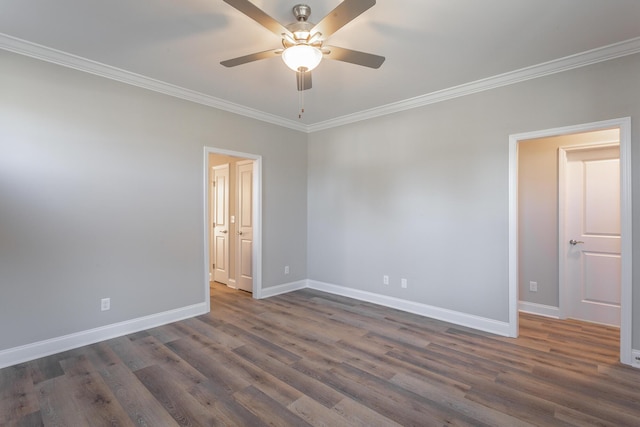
[204,147,262,300]
[508,118,632,366]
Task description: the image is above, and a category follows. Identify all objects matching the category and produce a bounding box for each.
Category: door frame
[508,117,632,365]
[203,147,263,306]
[558,142,620,323]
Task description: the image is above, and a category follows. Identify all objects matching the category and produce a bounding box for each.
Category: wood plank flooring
[2,282,639,426]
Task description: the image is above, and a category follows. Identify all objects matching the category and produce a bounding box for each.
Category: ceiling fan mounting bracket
[292,4,311,22]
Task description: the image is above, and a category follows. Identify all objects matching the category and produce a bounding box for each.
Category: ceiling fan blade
[296,71,312,91]
[310,0,376,39]
[223,0,291,37]
[221,49,282,67]
[323,45,385,69]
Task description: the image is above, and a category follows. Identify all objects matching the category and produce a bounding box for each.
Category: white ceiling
[2,0,640,129]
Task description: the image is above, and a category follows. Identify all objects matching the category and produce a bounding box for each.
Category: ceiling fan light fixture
[282,44,322,72]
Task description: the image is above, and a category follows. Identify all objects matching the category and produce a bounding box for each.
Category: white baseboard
[307,280,511,337]
[0,284,577,369]
[518,301,560,318]
[0,302,208,369]
[259,280,307,299]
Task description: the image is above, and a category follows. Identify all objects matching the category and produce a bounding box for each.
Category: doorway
[508,118,632,366]
[204,147,262,298]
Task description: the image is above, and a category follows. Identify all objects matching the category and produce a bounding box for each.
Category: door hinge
[212,263,215,269]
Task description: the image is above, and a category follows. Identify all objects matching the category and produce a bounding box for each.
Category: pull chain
[298,71,305,119]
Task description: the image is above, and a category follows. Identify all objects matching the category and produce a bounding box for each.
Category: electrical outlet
[101,298,110,311]
[284,265,290,275]
[383,275,389,285]
[633,351,640,368]
[401,278,407,288]
[529,281,538,292]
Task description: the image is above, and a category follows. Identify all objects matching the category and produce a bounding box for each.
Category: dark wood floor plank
[287,395,356,427]
[233,385,314,427]
[26,352,67,385]
[182,317,245,349]
[497,368,640,424]
[106,335,156,372]
[432,327,600,376]
[333,361,488,427]
[98,361,179,426]
[58,355,135,426]
[390,372,534,427]
[145,323,187,344]
[166,329,304,407]
[198,316,302,365]
[331,397,404,427]
[36,375,81,427]
[10,410,44,427]
[464,382,575,427]
[2,282,640,426]
[553,405,623,427]
[233,343,345,408]
[134,364,218,427]
[293,357,458,426]
[166,337,252,394]
[0,364,39,425]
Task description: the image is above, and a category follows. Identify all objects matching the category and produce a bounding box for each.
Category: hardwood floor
[2,282,639,426]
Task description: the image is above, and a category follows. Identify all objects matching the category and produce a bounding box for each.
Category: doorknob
[221,230,228,234]
[238,231,243,235]
[569,239,584,245]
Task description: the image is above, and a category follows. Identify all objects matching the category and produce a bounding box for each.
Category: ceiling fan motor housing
[286,4,316,45]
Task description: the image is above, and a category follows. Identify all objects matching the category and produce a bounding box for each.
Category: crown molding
[0,33,308,133]
[308,36,640,132]
[2,33,640,134]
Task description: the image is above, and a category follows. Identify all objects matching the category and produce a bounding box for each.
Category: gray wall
[518,130,620,307]
[0,50,308,351]
[2,47,640,355]
[308,53,640,348]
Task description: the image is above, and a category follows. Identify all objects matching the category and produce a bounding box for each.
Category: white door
[563,145,620,326]
[212,164,230,284]
[236,160,253,293]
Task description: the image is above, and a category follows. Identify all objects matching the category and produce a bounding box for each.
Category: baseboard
[0,302,208,369]
[259,280,307,299]
[307,280,511,337]
[518,301,560,318]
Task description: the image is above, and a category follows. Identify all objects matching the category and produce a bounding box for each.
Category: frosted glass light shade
[282,45,322,72]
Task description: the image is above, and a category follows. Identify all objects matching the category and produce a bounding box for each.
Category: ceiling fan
[220,0,385,92]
